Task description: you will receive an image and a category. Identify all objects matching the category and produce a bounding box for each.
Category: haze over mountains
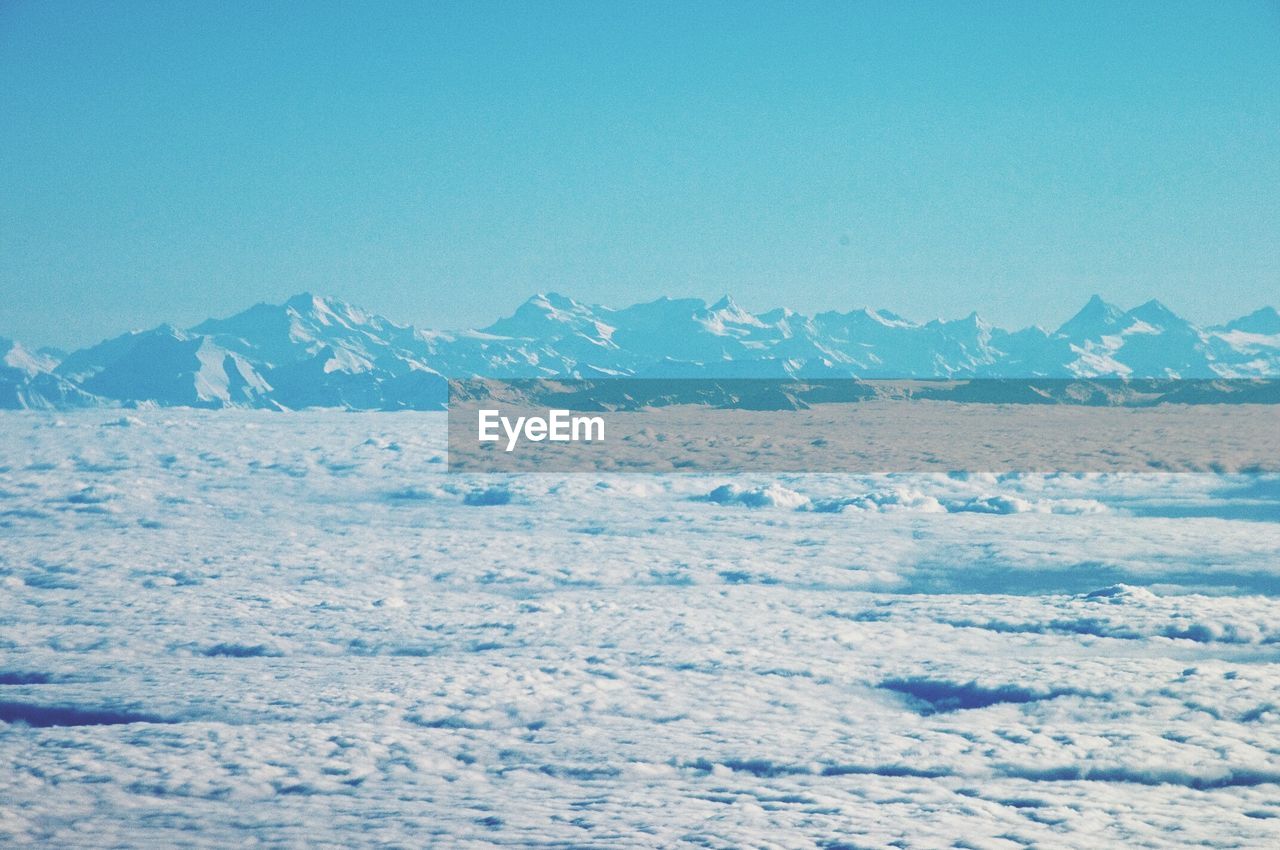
[3,293,1280,410]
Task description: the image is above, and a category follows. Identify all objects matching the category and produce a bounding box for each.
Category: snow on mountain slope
[15,293,1280,408]
[0,337,101,410]
[1106,300,1215,378]
[57,326,272,408]
[1207,307,1280,377]
[193,292,425,368]
[481,292,618,349]
[194,294,447,409]
[2,337,59,376]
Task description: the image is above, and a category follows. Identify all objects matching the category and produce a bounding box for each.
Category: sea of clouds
[1,411,1278,848]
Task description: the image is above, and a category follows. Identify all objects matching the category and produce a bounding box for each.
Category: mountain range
[4,292,1280,409]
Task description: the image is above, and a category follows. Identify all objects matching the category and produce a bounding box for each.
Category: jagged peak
[706,294,762,327]
[925,310,987,330]
[23,291,1280,409]
[526,291,583,310]
[282,292,386,331]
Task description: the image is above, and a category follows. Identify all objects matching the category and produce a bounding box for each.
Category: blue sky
[2,0,1278,348]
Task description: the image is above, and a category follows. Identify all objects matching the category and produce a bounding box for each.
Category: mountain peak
[1056,295,1125,338]
[924,311,989,336]
[482,291,611,341]
[281,292,379,330]
[284,291,321,310]
[1222,306,1280,335]
[527,291,589,314]
[862,307,914,327]
[1126,299,1191,331]
[1128,298,1174,317]
[704,295,763,331]
[11,291,1280,410]
[2,337,60,376]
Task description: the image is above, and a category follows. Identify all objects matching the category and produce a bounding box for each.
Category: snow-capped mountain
[55,325,272,408]
[190,292,446,409]
[2,293,1278,409]
[0,337,100,409]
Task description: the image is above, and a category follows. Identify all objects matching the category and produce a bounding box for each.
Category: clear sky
[2,1,1278,348]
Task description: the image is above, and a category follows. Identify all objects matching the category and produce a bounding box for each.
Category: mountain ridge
[3,293,1279,409]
